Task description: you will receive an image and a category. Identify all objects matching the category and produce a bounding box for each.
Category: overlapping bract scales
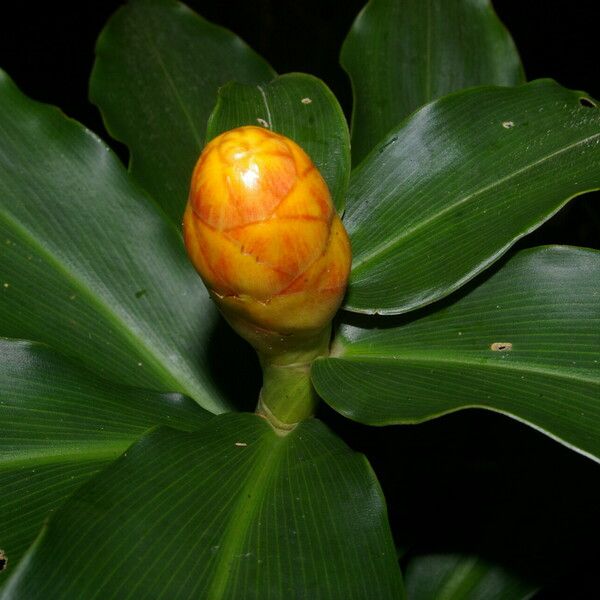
[183,126,350,336]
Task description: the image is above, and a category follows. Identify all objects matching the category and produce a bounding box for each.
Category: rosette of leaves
[0,0,598,598]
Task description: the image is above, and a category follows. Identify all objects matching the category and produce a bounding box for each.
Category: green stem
[256,325,331,432]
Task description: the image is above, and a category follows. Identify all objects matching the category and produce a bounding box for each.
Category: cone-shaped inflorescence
[184,126,351,430]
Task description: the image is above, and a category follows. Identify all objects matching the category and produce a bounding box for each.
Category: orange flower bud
[183,126,351,358]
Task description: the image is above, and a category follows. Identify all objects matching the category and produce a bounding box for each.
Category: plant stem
[256,325,331,432]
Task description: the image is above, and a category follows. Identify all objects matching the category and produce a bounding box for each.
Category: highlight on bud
[183,125,351,355]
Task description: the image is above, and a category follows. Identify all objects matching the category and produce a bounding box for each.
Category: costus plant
[0,1,599,598]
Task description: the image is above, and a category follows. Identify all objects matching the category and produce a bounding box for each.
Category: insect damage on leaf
[490,342,513,351]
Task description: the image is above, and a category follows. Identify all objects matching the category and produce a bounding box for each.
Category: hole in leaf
[490,342,512,352]
[0,549,6,572]
[579,97,597,108]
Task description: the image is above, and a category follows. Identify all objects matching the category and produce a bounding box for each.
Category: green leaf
[313,247,600,462]
[344,80,600,314]
[2,415,404,599]
[206,73,351,212]
[342,0,524,165]
[90,0,275,225]
[0,70,226,413]
[404,553,538,600]
[0,338,209,578]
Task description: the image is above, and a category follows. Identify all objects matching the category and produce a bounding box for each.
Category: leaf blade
[404,553,538,600]
[90,0,276,224]
[344,81,600,314]
[342,0,524,164]
[0,338,210,578]
[0,70,227,412]
[1,415,404,599]
[206,73,351,212]
[314,247,600,461]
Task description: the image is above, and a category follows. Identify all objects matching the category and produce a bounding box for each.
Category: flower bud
[183,126,351,358]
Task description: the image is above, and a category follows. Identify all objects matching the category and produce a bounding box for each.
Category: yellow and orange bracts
[183,126,351,359]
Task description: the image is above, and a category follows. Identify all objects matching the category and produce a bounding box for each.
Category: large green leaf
[0,338,209,580]
[1,415,404,599]
[90,0,275,224]
[0,70,229,413]
[344,80,600,314]
[313,247,600,461]
[206,73,351,212]
[404,553,538,600]
[341,0,525,165]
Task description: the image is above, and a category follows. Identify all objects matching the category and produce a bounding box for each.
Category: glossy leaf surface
[314,247,600,461]
[0,70,227,413]
[404,553,538,600]
[342,0,524,164]
[0,339,209,578]
[90,0,276,224]
[206,73,351,212]
[344,81,600,314]
[2,415,404,599]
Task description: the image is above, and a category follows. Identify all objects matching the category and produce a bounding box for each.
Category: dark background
[1,1,599,597]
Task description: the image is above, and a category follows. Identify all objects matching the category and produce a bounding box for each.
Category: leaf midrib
[256,84,274,130]
[438,558,486,600]
[139,8,203,149]
[0,440,131,471]
[0,206,189,398]
[351,131,600,272]
[206,430,283,599]
[333,349,600,384]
